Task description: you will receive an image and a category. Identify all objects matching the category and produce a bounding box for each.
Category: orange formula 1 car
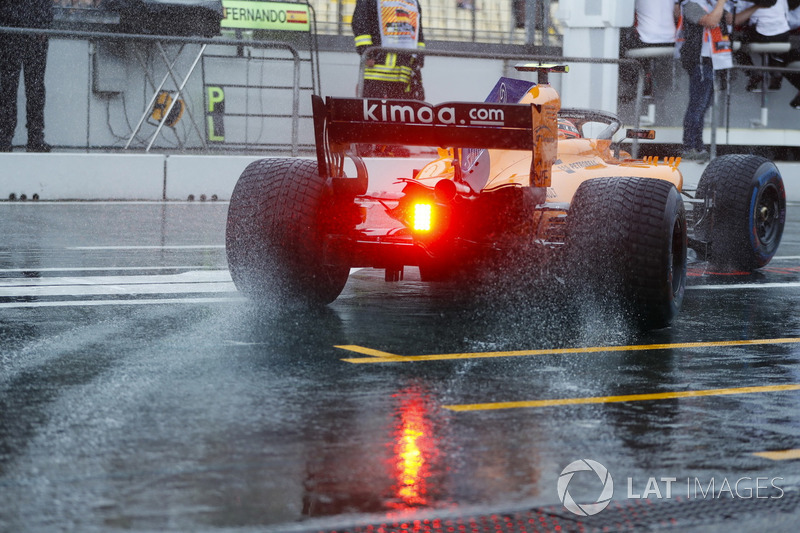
[225,65,785,329]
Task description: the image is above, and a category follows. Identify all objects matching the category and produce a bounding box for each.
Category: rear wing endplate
[312,95,543,179]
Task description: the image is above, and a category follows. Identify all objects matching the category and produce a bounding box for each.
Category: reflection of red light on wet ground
[389,390,435,509]
[762,266,800,274]
[688,267,750,277]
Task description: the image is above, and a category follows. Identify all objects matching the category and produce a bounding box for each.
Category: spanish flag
[286,10,308,24]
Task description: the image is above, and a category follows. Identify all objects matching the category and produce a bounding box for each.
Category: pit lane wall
[2,153,799,203]
[0,153,421,201]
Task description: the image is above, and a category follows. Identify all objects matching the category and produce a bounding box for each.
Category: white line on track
[0,270,366,308]
[1,270,231,286]
[0,271,234,298]
[0,266,221,273]
[688,282,800,290]
[66,245,225,250]
[1,265,796,309]
[0,282,236,298]
[0,201,229,205]
[0,297,244,309]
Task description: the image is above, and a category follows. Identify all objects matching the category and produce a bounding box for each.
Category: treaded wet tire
[696,154,785,271]
[225,158,349,306]
[566,177,687,329]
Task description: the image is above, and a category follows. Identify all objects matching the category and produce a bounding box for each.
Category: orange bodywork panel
[526,83,560,188]
[479,138,683,203]
[549,140,682,202]
[414,83,682,205]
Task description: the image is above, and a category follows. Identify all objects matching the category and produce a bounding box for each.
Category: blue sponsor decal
[461,77,537,178]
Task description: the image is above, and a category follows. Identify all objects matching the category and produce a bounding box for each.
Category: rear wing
[311,94,551,184]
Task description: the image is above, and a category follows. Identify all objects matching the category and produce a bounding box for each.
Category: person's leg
[385,81,408,100]
[697,66,715,139]
[23,35,50,151]
[735,26,756,73]
[780,47,800,108]
[683,61,714,154]
[618,28,642,101]
[361,79,382,98]
[361,80,411,156]
[781,47,800,90]
[737,27,778,92]
[358,80,391,156]
[761,31,790,91]
[0,35,23,150]
[760,33,800,106]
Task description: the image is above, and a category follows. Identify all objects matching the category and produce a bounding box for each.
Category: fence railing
[0,25,313,154]
[51,0,560,46]
[313,0,557,45]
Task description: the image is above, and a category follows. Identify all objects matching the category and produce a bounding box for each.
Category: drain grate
[318,489,799,533]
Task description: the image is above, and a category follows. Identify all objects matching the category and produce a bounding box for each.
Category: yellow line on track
[753,449,800,461]
[336,337,800,364]
[444,384,800,412]
[335,345,402,360]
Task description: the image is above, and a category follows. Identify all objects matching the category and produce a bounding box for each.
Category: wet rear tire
[225,158,349,306]
[695,154,785,271]
[566,177,687,329]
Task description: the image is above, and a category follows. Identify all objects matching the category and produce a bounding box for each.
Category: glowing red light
[413,203,433,232]
[388,389,438,511]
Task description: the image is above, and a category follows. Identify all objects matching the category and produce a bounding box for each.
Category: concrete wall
[6,35,799,153]
[11,39,519,153]
[2,152,798,202]
[1,32,798,203]
[0,153,436,201]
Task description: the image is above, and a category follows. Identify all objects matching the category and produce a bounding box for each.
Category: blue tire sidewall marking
[748,163,785,263]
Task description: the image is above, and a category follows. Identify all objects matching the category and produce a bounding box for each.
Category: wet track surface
[2,201,800,531]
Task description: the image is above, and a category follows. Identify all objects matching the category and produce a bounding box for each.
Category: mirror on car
[626,129,656,140]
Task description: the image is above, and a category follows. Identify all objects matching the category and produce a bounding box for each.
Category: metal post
[710,73,718,160]
[292,50,301,156]
[632,66,645,158]
[542,0,552,47]
[471,3,477,42]
[527,0,539,45]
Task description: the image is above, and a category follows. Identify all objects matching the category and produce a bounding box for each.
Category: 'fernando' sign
[221,1,310,31]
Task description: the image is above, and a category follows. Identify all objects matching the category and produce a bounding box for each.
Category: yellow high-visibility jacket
[352,0,425,85]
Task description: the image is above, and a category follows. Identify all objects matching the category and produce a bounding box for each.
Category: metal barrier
[317,0,558,46]
[2,26,655,158]
[0,26,310,155]
[358,50,800,159]
[53,0,559,46]
[714,63,800,158]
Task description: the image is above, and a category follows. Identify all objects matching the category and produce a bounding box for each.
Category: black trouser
[735,29,800,91]
[0,34,49,147]
[362,79,409,99]
[617,29,674,100]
